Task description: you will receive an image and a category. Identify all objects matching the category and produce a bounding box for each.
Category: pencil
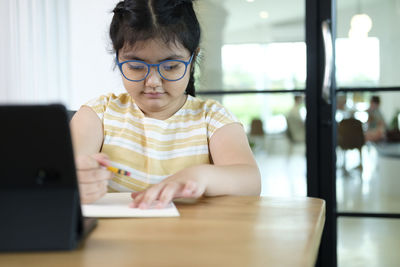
[106,166,131,176]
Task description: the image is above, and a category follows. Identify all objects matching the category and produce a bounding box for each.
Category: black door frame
[306,0,337,266]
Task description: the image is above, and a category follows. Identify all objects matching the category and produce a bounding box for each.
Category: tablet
[0,104,96,251]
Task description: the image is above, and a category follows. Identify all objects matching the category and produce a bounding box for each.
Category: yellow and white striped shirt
[84,93,239,192]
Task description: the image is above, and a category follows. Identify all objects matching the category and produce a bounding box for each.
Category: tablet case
[0,104,96,251]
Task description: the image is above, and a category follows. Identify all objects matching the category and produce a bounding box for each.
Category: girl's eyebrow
[121,53,186,62]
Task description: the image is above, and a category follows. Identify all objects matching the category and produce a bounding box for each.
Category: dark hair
[109,0,201,96]
[371,95,380,104]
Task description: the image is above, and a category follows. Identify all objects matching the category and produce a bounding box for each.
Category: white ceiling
[196,0,390,43]
[206,1,382,31]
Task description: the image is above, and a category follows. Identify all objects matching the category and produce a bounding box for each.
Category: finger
[91,153,110,167]
[157,183,182,208]
[80,181,108,204]
[129,192,144,208]
[131,191,146,208]
[76,154,100,170]
[131,191,141,199]
[81,187,107,204]
[78,168,114,183]
[138,185,163,209]
[75,153,110,170]
[79,180,108,195]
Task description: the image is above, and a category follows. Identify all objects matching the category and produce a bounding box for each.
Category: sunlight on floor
[254,134,307,197]
[253,135,400,267]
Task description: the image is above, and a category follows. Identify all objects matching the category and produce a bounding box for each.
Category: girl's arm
[70,106,104,155]
[70,107,114,204]
[200,122,261,196]
[130,123,261,209]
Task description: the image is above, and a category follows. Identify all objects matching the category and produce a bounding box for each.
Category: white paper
[81,193,180,218]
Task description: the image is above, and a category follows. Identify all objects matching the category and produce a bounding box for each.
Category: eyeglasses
[116,53,194,82]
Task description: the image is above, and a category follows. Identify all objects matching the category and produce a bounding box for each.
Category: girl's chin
[142,98,166,110]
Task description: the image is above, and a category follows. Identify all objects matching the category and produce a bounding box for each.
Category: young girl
[70,0,261,209]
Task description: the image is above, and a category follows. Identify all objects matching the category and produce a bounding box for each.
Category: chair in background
[337,118,365,171]
[248,118,265,151]
[250,119,264,136]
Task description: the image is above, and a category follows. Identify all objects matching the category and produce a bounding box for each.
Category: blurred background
[1,0,400,266]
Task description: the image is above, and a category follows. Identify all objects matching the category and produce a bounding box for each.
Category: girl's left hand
[130,179,206,209]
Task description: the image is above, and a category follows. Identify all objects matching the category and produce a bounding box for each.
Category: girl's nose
[145,67,162,87]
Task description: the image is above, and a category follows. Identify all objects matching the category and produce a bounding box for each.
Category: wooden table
[0,196,325,267]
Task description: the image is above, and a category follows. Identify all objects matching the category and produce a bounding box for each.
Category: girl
[71,0,261,209]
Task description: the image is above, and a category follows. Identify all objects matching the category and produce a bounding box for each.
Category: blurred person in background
[286,95,305,143]
[365,95,386,142]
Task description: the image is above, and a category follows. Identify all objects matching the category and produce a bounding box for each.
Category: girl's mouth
[143,92,165,98]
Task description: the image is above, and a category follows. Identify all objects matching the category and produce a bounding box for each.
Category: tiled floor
[253,135,400,267]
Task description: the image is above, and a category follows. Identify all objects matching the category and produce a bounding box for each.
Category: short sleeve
[205,100,241,139]
[82,94,111,122]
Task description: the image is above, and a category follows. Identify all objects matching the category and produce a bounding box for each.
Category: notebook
[82,192,180,218]
[0,104,97,251]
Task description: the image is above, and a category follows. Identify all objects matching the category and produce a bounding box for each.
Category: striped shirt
[84,93,239,192]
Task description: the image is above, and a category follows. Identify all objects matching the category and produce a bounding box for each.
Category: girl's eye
[162,63,179,71]
[127,63,146,71]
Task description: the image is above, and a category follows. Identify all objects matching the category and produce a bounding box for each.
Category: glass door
[335,0,400,266]
[196,0,308,198]
[196,1,400,266]
[307,0,400,266]
[197,1,339,265]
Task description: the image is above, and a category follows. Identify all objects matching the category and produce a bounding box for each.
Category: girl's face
[118,39,192,120]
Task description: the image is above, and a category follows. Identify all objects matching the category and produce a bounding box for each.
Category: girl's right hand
[75,153,114,204]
